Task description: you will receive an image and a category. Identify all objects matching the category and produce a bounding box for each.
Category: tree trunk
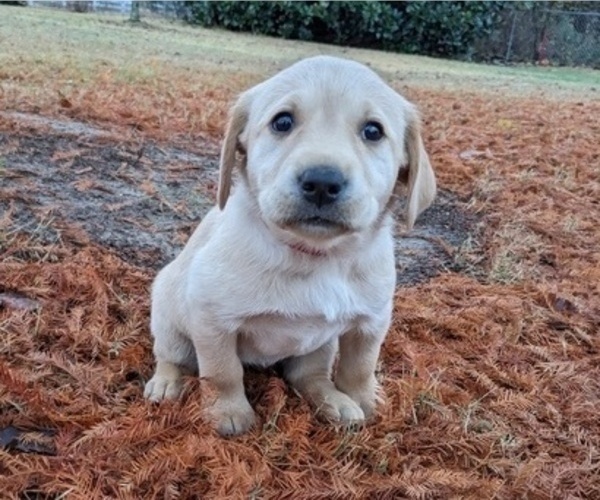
[130,1,141,23]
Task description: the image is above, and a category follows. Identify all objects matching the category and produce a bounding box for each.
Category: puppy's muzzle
[298,166,347,209]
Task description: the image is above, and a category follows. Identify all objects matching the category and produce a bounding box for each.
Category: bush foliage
[185,1,505,58]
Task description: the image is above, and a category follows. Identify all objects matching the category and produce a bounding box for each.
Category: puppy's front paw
[336,377,381,419]
[343,389,378,419]
[318,390,366,423]
[144,375,182,402]
[144,361,185,402]
[144,374,183,402]
[207,398,257,436]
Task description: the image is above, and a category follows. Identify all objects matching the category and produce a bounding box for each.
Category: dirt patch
[0,113,477,284]
[1,123,217,269]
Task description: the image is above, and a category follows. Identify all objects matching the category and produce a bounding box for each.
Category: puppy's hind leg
[144,314,197,402]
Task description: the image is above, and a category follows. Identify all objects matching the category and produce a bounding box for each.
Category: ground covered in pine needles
[1,6,599,499]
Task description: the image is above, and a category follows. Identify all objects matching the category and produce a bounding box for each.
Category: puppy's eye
[362,121,384,142]
[271,112,294,133]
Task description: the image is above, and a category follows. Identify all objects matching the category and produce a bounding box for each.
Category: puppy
[144,56,436,435]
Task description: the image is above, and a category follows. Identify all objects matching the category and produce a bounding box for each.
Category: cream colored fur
[144,56,436,435]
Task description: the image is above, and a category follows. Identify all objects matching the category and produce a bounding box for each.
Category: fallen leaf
[0,426,56,455]
[58,91,72,109]
[553,296,578,314]
[71,178,95,192]
[497,118,516,130]
[0,292,41,312]
[459,149,494,161]
[51,149,81,162]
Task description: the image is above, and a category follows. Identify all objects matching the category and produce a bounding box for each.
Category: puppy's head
[218,56,436,247]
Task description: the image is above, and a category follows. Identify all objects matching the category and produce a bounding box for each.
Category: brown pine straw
[1,83,599,498]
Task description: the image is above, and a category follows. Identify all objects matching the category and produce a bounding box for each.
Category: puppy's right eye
[271,112,294,133]
[362,121,385,142]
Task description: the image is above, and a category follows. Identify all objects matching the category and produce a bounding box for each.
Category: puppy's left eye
[362,121,385,142]
[271,112,294,134]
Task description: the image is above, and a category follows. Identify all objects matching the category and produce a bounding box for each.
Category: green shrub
[398,2,504,57]
[184,1,505,58]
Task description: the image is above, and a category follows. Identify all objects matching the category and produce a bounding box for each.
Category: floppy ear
[217,94,251,210]
[399,110,436,229]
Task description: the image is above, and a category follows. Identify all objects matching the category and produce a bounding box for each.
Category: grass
[488,223,546,285]
[2,5,598,146]
[1,4,599,104]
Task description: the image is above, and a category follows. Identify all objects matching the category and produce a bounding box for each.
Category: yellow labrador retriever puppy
[144,56,436,435]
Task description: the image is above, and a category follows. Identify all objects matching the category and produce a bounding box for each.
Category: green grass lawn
[1,4,598,100]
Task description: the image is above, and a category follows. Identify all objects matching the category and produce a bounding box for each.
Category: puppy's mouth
[298,216,340,227]
[282,216,352,237]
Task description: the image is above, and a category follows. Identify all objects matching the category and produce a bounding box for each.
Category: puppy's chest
[237,313,351,366]
[234,273,373,365]
[212,260,392,365]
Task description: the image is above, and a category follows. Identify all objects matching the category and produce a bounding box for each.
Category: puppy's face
[219,56,436,245]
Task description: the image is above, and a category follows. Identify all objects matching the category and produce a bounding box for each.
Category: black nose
[298,167,346,208]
